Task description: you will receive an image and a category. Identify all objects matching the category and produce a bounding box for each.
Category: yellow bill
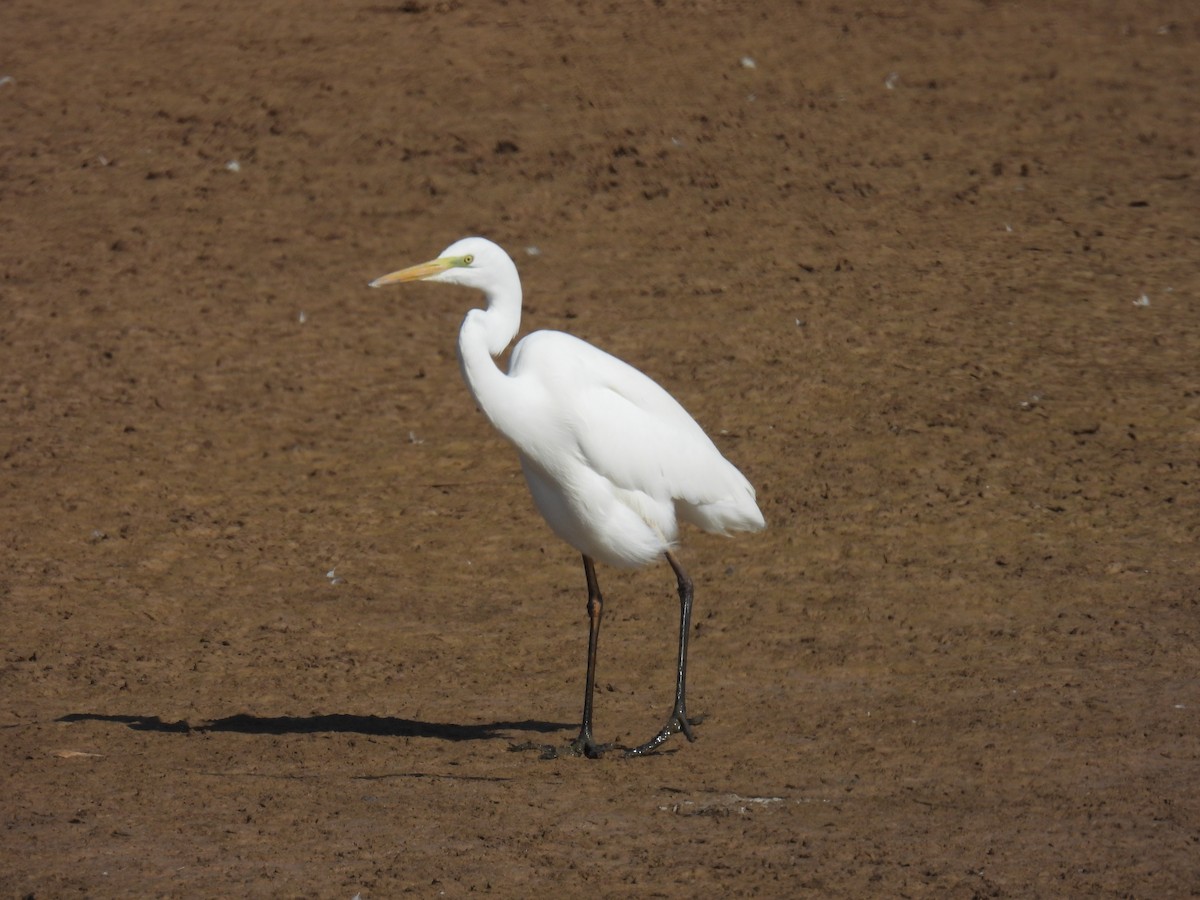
[369,257,453,288]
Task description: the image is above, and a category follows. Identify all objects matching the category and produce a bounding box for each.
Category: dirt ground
[2,0,1198,896]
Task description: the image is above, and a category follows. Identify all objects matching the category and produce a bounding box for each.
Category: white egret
[369,237,764,757]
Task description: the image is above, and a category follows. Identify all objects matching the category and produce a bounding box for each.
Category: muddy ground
[2,1,1199,896]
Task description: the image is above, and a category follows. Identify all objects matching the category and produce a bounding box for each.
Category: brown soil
[3,1,1199,896]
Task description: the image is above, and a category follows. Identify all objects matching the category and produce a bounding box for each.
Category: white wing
[508,330,764,535]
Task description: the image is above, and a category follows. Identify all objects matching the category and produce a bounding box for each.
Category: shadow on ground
[57,712,571,741]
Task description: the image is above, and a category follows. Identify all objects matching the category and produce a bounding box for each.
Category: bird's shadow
[57,712,571,743]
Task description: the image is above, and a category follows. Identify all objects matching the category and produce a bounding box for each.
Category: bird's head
[369,236,516,293]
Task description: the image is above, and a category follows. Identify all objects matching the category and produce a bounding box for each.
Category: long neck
[456,272,525,437]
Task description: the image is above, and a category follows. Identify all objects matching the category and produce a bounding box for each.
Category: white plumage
[370,236,763,756]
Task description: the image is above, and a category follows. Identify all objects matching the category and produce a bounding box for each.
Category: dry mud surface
[3,1,1199,896]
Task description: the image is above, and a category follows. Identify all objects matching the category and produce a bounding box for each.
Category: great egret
[370,237,765,757]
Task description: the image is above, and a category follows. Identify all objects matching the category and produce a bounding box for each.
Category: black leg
[626,550,699,756]
[568,554,609,758]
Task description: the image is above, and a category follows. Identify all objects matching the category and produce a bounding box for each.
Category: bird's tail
[678,487,765,536]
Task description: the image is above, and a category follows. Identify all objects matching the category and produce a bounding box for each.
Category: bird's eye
[463,254,475,265]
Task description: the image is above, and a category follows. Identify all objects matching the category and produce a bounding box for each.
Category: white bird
[369,237,764,757]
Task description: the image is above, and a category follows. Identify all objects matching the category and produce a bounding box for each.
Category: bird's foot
[508,733,612,760]
[624,711,705,758]
[566,732,612,759]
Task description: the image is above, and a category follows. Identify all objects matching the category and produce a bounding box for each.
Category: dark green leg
[626,551,700,757]
[568,554,609,758]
